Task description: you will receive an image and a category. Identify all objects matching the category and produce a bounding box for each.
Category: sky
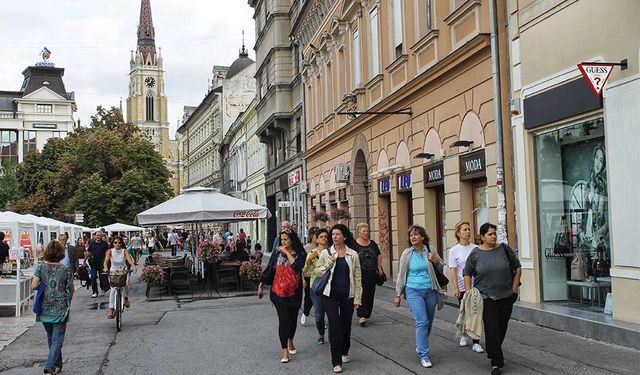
[0,0,256,139]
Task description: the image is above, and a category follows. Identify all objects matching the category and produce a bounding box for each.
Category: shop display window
[535,118,610,304]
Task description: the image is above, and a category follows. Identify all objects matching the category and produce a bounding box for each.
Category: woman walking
[449,221,484,353]
[464,223,522,375]
[31,240,75,374]
[394,225,445,368]
[103,236,137,318]
[300,226,319,326]
[353,222,383,327]
[257,229,307,363]
[305,227,329,343]
[314,224,362,373]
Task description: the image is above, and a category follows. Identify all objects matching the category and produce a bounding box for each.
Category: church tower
[127,0,170,159]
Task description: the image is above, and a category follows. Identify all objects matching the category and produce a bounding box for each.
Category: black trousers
[273,302,299,349]
[483,294,516,367]
[302,277,313,316]
[323,291,354,366]
[90,262,109,294]
[357,270,377,319]
[458,291,479,344]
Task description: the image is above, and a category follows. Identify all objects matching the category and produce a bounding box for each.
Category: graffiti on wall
[378,206,389,254]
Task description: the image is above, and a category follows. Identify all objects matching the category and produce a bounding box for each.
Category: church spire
[137,0,156,61]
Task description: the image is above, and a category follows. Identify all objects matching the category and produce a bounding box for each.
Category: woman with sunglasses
[103,236,136,319]
[258,228,307,364]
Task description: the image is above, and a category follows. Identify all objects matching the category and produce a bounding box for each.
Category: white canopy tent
[97,223,146,234]
[135,187,272,226]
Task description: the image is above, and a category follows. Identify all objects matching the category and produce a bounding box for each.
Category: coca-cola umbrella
[135,187,271,226]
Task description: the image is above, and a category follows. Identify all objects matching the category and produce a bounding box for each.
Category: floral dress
[34,263,73,323]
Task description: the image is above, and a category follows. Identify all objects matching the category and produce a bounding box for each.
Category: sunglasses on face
[113,241,122,244]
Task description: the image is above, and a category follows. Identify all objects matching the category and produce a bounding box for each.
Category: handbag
[570,249,586,281]
[427,248,449,288]
[260,253,279,285]
[375,271,387,286]
[271,264,299,298]
[33,282,45,315]
[311,270,331,295]
[553,217,571,254]
[502,244,522,286]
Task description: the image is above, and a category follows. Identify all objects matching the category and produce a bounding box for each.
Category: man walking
[58,233,79,276]
[130,232,143,265]
[168,229,179,256]
[87,231,109,298]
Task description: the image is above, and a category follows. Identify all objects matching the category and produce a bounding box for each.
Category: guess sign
[424,162,444,188]
[398,172,412,191]
[233,210,262,218]
[459,149,486,180]
[379,178,391,195]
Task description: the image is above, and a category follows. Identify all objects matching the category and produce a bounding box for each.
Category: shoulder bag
[427,248,449,288]
[33,282,45,315]
[502,244,522,286]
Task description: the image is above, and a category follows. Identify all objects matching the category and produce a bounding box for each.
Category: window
[472,182,489,244]
[352,29,361,88]
[0,130,18,163]
[52,131,67,139]
[369,8,380,77]
[22,130,37,158]
[392,0,403,58]
[36,104,53,113]
[146,95,154,121]
[325,63,333,115]
[417,0,434,37]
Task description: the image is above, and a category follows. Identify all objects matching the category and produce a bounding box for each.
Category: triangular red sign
[577,63,614,97]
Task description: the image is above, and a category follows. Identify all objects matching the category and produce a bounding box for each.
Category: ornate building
[126,0,171,160]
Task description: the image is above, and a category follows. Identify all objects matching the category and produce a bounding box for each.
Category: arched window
[146,95,154,121]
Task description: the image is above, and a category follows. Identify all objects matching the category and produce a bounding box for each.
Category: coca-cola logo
[233,210,261,218]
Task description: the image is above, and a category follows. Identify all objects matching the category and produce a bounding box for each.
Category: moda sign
[424,162,444,188]
[459,149,486,180]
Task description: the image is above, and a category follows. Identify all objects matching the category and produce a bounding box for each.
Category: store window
[472,182,489,244]
[535,118,610,304]
[0,130,18,164]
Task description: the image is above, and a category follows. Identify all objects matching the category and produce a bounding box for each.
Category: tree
[0,162,22,210]
[9,106,173,226]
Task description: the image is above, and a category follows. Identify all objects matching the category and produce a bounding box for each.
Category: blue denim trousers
[309,289,326,336]
[43,321,67,370]
[405,287,438,361]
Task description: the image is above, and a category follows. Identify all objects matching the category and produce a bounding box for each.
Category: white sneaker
[91,293,98,298]
[421,358,433,368]
[333,365,343,373]
[459,336,469,347]
[341,355,351,363]
[300,314,307,326]
[472,343,485,353]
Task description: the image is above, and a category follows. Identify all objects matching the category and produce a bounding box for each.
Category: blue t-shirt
[406,249,432,290]
[331,257,350,295]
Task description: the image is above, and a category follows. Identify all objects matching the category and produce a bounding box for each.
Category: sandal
[124,299,131,308]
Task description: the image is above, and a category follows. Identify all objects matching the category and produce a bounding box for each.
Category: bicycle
[109,270,129,331]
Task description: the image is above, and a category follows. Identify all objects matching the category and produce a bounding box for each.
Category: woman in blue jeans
[394,225,445,368]
[304,228,329,343]
[32,240,75,374]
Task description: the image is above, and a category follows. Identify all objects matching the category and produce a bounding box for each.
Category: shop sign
[424,162,444,188]
[288,168,302,187]
[233,210,262,218]
[338,187,347,202]
[378,178,391,196]
[33,123,57,129]
[460,150,486,181]
[398,172,412,192]
[278,201,291,208]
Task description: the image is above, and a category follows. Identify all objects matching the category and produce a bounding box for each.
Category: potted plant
[196,240,222,264]
[239,259,262,287]
[140,264,167,285]
[314,211,329,224]
[332,208,351,223]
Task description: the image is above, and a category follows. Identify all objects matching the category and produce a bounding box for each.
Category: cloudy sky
[0,0,256,139]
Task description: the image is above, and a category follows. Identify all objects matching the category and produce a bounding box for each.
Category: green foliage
[0,162,22,210]
[9,106,173,227]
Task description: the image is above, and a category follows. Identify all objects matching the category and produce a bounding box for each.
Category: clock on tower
[145,76,156,88]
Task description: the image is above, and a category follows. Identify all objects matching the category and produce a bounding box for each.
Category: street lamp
[415,152,434,159]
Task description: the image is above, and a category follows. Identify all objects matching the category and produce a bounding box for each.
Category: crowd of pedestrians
[259,220,521,374]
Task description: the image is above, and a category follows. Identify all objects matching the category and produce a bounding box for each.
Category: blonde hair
[356,222,369,233]
[454,221,471,241]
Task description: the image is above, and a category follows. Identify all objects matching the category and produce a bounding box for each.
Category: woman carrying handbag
[313,224,362,373]
[394,225,446,369]
[257,228,307,364]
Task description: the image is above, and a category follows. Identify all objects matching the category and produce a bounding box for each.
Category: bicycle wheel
[115,288,122,331]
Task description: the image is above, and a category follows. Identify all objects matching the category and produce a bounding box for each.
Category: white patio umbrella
[135,187,271,226]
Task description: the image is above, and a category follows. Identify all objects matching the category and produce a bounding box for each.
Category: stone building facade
[250,0,308,246]
[294,0,514,278]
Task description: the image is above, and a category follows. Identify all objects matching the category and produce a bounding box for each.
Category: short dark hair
[307,226,319,243]
[407,225,430,247]
[328,224,356,249]
[479,222,497,237]
[43,240,65,262]
[316,228,329,239]
[254,243,262,251]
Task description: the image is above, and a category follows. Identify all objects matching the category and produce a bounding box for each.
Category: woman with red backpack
[257,228,307,364]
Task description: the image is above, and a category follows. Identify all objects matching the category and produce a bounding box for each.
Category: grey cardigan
[395,244,445,310]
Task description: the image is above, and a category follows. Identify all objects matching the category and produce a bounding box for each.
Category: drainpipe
[489,0,508,244]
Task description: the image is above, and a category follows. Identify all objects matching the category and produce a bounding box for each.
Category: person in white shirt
[448,221,484,353]
[130,233,143,265]
[168,230,179,256]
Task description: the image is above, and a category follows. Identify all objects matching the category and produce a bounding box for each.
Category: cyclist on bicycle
[103,236,136,319]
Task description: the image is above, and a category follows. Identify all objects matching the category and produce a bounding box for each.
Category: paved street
[0,265,639,375]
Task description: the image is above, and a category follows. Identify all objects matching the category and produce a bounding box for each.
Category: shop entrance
[377,177,393,278]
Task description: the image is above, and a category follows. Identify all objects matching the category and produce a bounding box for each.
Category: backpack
[271,264,299,298]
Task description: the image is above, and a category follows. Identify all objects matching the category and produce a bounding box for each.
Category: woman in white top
[448,221,484,353]
[103,236,136,319]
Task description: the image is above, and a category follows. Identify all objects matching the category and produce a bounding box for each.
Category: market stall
[0,213,36,317]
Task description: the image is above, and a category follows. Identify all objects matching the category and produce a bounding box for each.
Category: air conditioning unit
[334,164,350,183]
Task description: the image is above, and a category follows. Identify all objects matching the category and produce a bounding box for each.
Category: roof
[0,91,22,112]
[225,48,254,79]
[20,66,68,98]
